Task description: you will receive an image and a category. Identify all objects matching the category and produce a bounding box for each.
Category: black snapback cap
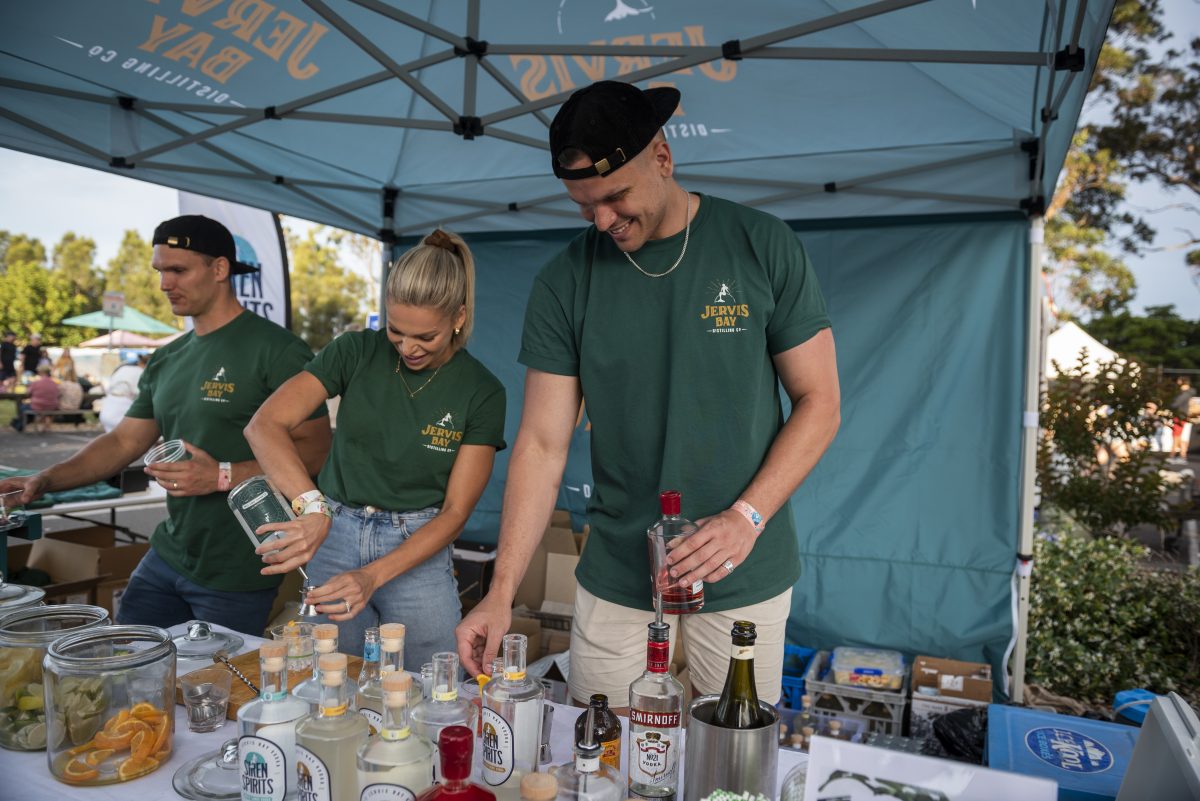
[549,81,680,180]
[152,214,259,275]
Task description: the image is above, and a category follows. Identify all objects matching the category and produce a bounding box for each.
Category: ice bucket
[684,694,779,801]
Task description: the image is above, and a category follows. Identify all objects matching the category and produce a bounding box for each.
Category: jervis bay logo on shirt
[700,279,750,334]
[200,365,236,403]
[420,411,463,453]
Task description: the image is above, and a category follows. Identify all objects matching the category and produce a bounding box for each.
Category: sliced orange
[102,709,130,732]
[129,702,161,720]
[85,748,114,767]
[130,730,154,760]
[117,754,159,781]
[67,739,97,756]
[62,757,100,783]
[151,716,171,756]
[93,729,133,750]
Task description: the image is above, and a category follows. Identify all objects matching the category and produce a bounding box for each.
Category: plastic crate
[803,649,908,736]
[778,644,816,710]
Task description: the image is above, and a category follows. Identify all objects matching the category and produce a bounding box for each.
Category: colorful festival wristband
[732,499,765,536]
[301,500,332,519]
[291,489,323,516]
[217,461,232,492]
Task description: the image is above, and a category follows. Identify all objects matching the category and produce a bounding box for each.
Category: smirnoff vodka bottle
[237,641,310,801]
[627,622,682,798]
[480,634,544,801]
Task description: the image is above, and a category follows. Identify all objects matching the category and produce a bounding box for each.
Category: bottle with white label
[480,634,544,801]
[358,627,385,733]
[296,623,341,712]
[238,641,310,801]
[626,621,682,798]
[296,652,371,801]
[413,651,475,784]
[357,671,435,800]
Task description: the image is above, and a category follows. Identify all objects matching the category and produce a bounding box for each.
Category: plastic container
[0,582,45,616]
[0,604,110,750]
[777,644,816,710]
[44,624,176,785]
[829,645,905,690]
[803,650,907,736]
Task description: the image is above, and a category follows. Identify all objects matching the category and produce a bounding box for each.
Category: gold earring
[454,327,461,336]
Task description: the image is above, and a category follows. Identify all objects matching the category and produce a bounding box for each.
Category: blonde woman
[246,229,506,666]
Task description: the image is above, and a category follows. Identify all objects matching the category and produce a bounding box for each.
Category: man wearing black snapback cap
[458,81,841,710]
[0,215,331,634]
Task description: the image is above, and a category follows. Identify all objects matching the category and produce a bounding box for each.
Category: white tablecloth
[9,622,804,800]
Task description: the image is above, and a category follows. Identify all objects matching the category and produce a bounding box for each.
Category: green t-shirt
[127,310,325,592]
[306,330,506,510]
[519,194,831,613]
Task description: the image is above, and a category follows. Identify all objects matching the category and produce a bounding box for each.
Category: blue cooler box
[987,704,1141,801]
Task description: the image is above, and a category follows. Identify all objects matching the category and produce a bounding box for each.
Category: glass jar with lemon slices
[44,624,176,785]
[0,604,109,751]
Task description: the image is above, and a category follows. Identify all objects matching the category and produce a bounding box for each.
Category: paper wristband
[291,489,323,516]
[217,461,232,492]
[732,499,765,535]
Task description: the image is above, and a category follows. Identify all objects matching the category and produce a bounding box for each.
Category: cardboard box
[909,655,992,739]
[507,615,543,663]
[513,525,579,631]
[25,526,150,617]
[452,540,497,602]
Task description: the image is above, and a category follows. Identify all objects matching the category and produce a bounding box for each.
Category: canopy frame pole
[1012,216,1045,704]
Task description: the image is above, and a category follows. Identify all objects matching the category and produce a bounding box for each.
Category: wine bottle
[712,620,769,729]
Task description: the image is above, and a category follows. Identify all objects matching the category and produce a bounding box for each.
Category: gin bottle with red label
[647,490,704,614]
[627,621,683,798]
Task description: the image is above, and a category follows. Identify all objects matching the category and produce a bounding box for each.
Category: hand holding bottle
[665,506,758,588]
[455,592,514,676]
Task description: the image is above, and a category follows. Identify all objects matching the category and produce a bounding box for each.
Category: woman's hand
[255,513,332,575]
[305,569,379,621]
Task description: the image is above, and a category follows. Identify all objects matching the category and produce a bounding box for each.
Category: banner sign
[177,192,290,328]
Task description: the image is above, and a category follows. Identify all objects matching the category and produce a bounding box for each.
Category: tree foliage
[104,229,178,327]
[287,226,370,351]
[1085,304,1200,368]
[0,230,98,345]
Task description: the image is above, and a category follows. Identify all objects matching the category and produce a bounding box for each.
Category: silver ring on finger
[172,480,179,490]
[722,559,735,573]
[344,599,351,614]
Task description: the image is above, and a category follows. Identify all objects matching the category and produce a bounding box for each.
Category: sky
[1,3,1198,321]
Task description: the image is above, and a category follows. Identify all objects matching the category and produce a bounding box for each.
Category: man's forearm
[38,429,150,493]
[740,390,840,523]
[488,436,571,602]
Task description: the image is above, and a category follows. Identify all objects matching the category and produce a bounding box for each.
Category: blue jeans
[117,548,278,636]
[307,500,461,672]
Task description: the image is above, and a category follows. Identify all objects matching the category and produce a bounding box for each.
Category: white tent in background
[1045,321,1119,378]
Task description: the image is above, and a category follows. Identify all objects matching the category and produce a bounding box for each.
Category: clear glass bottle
[295,623,339,712]
[358,627,384,733]
[237,641,310,801]
[416,726,496,801]
[420,664,434,701]
[295,653,370,801]
[358,670,435,799]
[377,623,421,709]
[626,621,682,798]
[646,490,704,614]
[573,695,620,773]
[793,693,815,734]
[481,634,544,801]
[413,652,475,784]
[551,708,622,801]
[712,621,769,729]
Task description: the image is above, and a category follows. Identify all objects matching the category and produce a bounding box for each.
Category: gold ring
[172,480,179,490]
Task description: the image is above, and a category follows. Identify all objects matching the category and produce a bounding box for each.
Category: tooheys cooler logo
[1024,727,1114,773]
[419,412,463,453]
[201,366,236,402]
[700,280,750,334]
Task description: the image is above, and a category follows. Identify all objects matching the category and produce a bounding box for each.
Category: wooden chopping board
[175,648,364,720]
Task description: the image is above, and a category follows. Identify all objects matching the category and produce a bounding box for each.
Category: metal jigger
[296,565,321,618]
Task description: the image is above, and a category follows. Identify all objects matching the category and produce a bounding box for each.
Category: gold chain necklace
[624,188,691,278]
[395,353,442,398]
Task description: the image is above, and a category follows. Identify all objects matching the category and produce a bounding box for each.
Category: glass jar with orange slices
[0,604,109,751]
[44,624,176,785]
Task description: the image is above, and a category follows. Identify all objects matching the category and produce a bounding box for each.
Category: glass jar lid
[0,582,45,614]
[47,624,174,671]
[172,620,245,659]
[0,603,109,647]
[172,738,241,800]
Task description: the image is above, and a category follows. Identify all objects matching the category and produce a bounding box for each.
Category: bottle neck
[433,653,460,702]
[645,638,670,674]
[313,637,337,680]
[380,692,411,741]
[574,751,600,774]
[260,660,288,702]
[381,641,403,674]
[360,638,381,688]
[317,672,350,718]
[502,639,527,681]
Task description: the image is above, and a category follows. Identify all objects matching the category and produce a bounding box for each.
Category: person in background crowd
[99,352,151,433]
[21,333,43,375]
[0,215,332,635]
[1170,376,1197,463]
[456,81,840,709]
[14,363,60,433]
[0,331,16,381]
[247,229,506,669]
[52,348,77,382]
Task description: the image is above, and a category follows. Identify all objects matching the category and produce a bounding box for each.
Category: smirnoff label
[630,709,681,727]
[629,721,678,787]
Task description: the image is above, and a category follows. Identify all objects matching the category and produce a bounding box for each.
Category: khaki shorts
[567,584,793,707]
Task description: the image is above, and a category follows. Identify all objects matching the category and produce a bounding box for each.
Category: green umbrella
[61,306,179,335]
